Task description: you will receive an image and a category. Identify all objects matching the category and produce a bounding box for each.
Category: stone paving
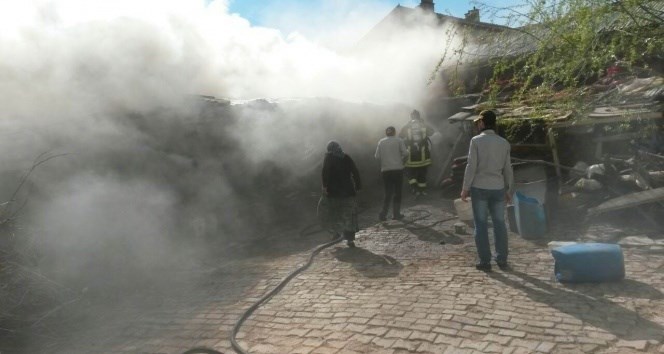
[44,199,664,354]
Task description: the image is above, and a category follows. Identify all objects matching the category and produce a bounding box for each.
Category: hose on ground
[188,201,443,354]
[229,233,344,354]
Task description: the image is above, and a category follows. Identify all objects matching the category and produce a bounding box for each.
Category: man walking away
[375,126,408,221]
[461,110,514,271]
[399,110,434,196]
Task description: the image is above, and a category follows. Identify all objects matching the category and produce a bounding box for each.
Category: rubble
[442,70,663,239]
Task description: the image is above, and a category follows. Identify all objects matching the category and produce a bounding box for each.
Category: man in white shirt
[375,126,408,221]
[461,110,514,271]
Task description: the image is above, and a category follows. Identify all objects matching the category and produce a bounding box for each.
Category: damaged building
[356,0,664,236]
[438,1,664,238]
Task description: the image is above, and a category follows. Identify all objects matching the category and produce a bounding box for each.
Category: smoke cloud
[0,0,465,297]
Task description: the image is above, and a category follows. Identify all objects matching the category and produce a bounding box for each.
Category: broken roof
[448,75,664,127]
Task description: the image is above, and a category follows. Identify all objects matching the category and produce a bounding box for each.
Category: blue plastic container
[514,191,546,239]
[551,243,625,283]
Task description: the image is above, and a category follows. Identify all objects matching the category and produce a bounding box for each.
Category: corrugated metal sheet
[599,1,664,31]
[588,187,664,216]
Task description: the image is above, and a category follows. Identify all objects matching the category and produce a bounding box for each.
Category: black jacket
[322,153,361,198]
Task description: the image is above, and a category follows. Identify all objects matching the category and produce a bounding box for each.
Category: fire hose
[228,207,451,353]
[185,205,447,354]
[229,233,343,354]
[180,230,342,354]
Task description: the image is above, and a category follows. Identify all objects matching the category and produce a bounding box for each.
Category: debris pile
[442,71,664,233]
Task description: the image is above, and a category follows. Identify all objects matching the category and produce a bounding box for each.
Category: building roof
[357,4,512,48]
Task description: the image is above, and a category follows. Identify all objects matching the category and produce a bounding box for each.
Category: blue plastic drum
[514,191,546,239]
[551,243,625,283]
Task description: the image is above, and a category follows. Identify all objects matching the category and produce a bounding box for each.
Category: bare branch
[6,260,75,294]
[8,153,69,204]
[1,152,69,223]
[31,296,82,328]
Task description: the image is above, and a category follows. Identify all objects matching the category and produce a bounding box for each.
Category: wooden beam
[547,128,562,180]
[552,112,662,128]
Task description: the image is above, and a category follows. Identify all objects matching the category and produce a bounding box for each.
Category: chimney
[464,6,480,22]
[419,0,435,13]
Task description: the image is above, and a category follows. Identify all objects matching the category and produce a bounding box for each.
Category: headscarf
[326,140,345,159]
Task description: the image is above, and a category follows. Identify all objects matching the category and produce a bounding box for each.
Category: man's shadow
[332,247,403,278]
[489,270,664,341]
[406,221,464,245]
[381,218,464,245]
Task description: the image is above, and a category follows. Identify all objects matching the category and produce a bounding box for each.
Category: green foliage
[502,0,661,99]
[441,0,663,106]
[497,118,548,144]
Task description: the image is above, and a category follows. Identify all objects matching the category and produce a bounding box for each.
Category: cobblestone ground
[47,199,664,354]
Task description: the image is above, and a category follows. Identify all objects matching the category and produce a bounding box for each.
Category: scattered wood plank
[587,187,664,216]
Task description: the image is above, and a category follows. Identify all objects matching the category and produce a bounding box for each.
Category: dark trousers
[343,231,355,241]
[380,169,403,217]
[406,166,428,191]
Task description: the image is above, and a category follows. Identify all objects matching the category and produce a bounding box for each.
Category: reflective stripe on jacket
[400,119,433,167]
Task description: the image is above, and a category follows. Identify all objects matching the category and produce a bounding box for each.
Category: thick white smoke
[0,0,465,294]
[1,0,459,106]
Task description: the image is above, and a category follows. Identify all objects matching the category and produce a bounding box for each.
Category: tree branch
[1,152,69,224]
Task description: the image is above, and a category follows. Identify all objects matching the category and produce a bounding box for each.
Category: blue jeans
[470,187,508,264]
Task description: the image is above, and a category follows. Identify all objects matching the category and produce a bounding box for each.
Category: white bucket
[454,198,473,223]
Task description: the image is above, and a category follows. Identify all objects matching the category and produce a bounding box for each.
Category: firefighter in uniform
[399,110,434,196]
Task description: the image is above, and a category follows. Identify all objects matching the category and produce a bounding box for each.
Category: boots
[344,231,356,247]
